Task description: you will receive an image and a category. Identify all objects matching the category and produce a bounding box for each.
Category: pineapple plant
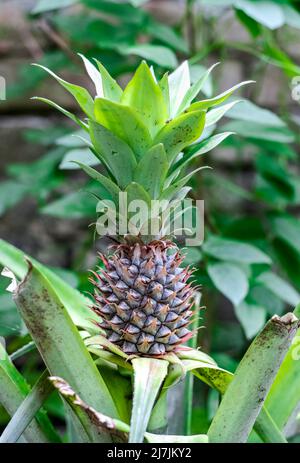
[32,57,252,358]
[1,57,298,445]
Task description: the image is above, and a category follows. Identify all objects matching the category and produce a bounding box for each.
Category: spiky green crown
[34,57,252,243]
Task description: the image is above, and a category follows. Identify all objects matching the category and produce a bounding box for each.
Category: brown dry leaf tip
[271,313,300,331]
[49,376,127,440]
[90,240,198,357]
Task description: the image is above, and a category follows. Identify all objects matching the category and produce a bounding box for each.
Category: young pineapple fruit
[34,57,251,356]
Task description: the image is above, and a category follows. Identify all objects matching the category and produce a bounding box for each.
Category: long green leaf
[170,132,233,175]
[154,111,206,164]
[177,63,219,114]
[74,162,120,205]
[168,61,190,119]
[33,64,95,118]
[13,261,118,437]
[94,99,151,161]
[0,238,96,331]
[94,60,123,102]
[264,304,300,430]
[205,100,242,127]
[161,166,210,202]
[122,61,167,137]
[0,370,57,443]
[89,120,136,189]
[254,407,287,443]
[0,344,55,443]
[134,144,168,199]
[129,358,168,443]
[208,313,300,443]
[187,81,254,112]
[159,72,170,118]
[31,97,88,131]
[183,292,201,435]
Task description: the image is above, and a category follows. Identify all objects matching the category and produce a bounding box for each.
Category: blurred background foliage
[0,0,300,439]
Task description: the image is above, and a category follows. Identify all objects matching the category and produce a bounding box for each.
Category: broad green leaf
[168,61,190,118]
[256,154,296,199]
[145,433,208,443]
[33,0,78,13]
[182,360,233,395]
[207,262,249,306]
[264,305,300,430]
[89,121,137,189]
[0,238,96,330]
[223,120,294,143]
[118,44,177,69]
[181,348,287,443]
[154,110,206,163]
[129,358,168,443]
[235,302,266,339]
[121,61,168,138]
[0,344,55,443]
[177,63,219,114]
[146,20,188,54]
[171,132,233,175]
[159,72,170,118]
[205,100,242,127]
[187,80,254,112]
[134,144,168,199]
[59,149,99,170]
[56,130,90,147]
[79,54,103,97]
[50,376,128,443]
[42,189,97,219]
[203,235,272,264]
[125,182,151,206]
[249,285,284,317]
[75,163,120,205]
[13,262,118,429]
[257,271,300,307]
[235,0,284,30]
[31,97,88,131]
[33,65,94,118]
[272,216,300,254]
[94,98,151,158]
[94,60,123,102]
[125,183,152,234]
[0,370,56,443]
[226,99,286,127]
[208,313,299,442]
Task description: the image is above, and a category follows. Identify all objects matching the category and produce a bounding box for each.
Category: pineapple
[34,57,251,356]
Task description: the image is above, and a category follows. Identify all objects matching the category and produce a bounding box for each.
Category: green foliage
[1,0,300,443]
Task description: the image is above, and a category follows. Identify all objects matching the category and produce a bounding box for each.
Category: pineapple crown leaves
[33,57,254,238]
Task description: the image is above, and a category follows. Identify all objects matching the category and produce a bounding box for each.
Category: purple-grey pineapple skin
[91,241,194,356]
